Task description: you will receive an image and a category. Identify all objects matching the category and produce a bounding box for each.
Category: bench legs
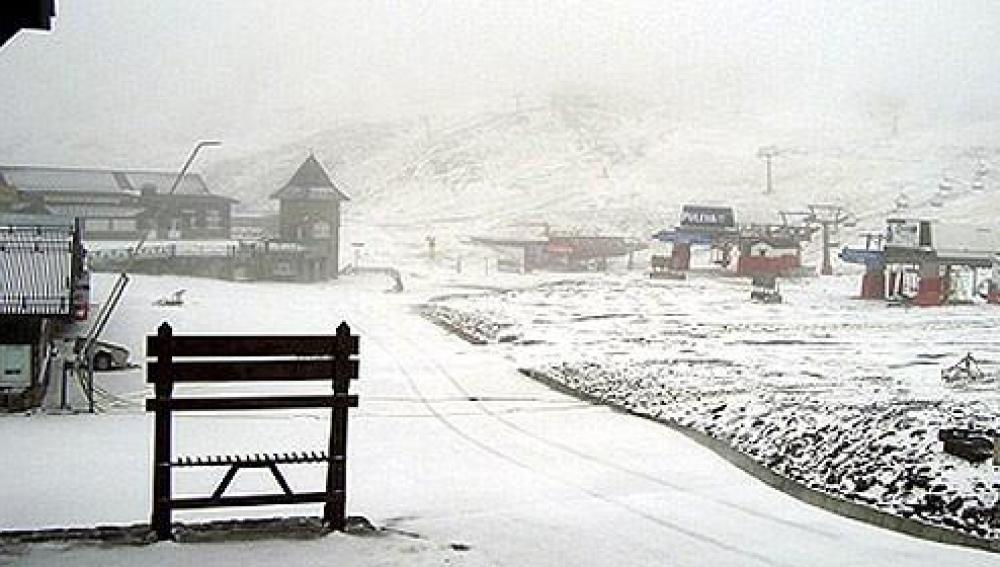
[152,462,172,541]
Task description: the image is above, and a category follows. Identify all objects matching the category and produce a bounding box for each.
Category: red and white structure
[735,230,808,277]
[881,219,1000,307]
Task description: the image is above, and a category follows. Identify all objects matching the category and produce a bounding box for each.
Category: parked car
[73,338,131,371]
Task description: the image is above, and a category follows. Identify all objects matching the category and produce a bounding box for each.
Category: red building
[736,236,804,276]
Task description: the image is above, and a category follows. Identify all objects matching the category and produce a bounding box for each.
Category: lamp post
[135,140,222,252]
[77,140,221,412]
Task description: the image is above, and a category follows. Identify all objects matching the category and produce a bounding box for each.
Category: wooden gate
[146,321,359,540]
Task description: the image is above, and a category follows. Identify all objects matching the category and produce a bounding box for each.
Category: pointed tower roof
[270,154,351,201]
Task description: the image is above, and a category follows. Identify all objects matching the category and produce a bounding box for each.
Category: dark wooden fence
[146,321,359,541]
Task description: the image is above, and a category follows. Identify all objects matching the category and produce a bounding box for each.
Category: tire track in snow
[394,323,840,540]
[348,316,800,567]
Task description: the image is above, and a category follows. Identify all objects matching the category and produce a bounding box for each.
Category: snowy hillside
[206,92,1000,243]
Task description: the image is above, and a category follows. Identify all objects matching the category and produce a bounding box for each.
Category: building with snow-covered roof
[0,183,20,211]
[0,165,236,241]
[884,218,1000,268]
[736,235,804,276]
[840,218,1000,305]
[270,155,350,280]
[0,213,88,410]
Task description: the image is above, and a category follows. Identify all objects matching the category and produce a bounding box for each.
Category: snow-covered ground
[1,272,998,565]
[425,267,1000,540]
[5,92,1000,564]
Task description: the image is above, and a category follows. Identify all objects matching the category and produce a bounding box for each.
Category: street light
[76,140,221,412]
[134,140,222,252]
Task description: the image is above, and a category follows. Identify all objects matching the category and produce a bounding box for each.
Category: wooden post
[152,322,174,540]
[325,322,353,530]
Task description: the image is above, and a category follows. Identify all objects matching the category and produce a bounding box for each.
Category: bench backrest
[147,321,358,404]
[145,320,359,540]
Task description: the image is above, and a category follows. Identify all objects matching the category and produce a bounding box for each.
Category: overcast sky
[1,1,998,166]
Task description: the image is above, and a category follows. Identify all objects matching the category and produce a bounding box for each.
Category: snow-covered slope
[206,93,1000,244]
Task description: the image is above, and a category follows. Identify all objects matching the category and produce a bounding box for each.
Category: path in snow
[0,274,996,566]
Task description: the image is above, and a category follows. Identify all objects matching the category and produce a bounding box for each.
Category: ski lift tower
[757,146,780,194]
[807,204,852,276]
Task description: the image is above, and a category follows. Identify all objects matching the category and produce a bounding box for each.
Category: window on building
[48,195,118,205]
[274,260,295,276]
[313,221,331,238]
[206,209,222,229]
[87,218,110,232]
[112,219,137,232]
[182,209,198,229]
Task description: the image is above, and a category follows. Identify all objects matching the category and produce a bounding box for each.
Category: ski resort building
[0,214,88,410]
[652,205,738,271]
[735,225,811,276]
[471,232,646,272]
[652,206,814,276]
[840,218,1000,306]
[0,183,20,211]
[0,165,236,241]
[270,154,350,280]
[82,156,350,283]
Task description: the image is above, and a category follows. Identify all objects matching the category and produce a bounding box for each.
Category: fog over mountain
[2,1,999,220]
[6,7,1000,560]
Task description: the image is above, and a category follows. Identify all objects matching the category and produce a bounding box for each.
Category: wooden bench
[146,321,359,541]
